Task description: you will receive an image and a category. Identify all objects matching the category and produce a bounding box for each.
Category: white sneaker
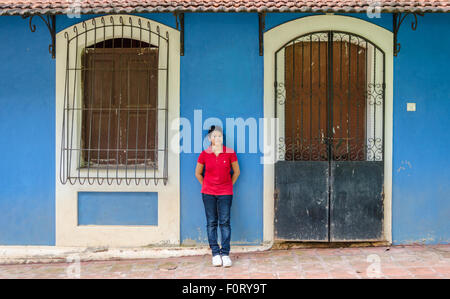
[221,255,232,267]
[212,254,222,267]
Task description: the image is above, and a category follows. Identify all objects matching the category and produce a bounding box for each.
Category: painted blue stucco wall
[0,12,448,245]
[390,13,450,244]
[78,192,158,225]
[0,16,55,245]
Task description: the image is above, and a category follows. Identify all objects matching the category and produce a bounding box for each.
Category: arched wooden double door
[274,31,385,241]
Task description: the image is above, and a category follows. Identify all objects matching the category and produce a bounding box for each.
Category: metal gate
[274,31,385,242]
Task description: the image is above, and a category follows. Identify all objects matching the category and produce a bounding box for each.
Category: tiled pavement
[0,245,449,279]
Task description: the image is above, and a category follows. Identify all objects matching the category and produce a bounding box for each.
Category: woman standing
[195,125,240,267]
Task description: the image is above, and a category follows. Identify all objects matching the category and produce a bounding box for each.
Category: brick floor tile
[304,272,331,279]
[296,256,321,264]
[300,263,326,272]
[412,275,442,279]
[380,267,411,276]
[388,275,414,279]
[406,267,437,276]
[337,248,363,256]
[292,249,317,256]
[277,272,303,279]
[432,266,450,276]
[249,272,277,279]
[329,270,360,279]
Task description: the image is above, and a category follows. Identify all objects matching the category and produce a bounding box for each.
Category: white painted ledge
[0,244,273,265]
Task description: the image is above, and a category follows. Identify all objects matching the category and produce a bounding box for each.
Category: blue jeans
[202,193,232,256]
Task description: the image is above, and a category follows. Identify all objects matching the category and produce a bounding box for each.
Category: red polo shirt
[197,145,238,195]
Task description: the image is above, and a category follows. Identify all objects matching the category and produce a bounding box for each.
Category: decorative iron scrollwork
[259,13,265,56]
[22,14,56,59]
[393,12,424,57]
[275,31,385,163]
[173,12,184,56]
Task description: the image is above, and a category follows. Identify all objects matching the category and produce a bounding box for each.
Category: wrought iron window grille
[59,16,170,186]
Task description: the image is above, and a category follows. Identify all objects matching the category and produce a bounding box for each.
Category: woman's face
[209,130,223,146]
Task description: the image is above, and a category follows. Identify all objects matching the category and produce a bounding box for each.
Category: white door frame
[262,14,393,245]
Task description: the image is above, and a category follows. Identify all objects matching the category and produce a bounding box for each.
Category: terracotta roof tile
[0,1,448,15]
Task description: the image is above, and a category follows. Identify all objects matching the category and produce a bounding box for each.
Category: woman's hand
[195,162,204,185]
[231,161,240,185]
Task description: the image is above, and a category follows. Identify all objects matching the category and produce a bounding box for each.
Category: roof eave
[0,6,448,16]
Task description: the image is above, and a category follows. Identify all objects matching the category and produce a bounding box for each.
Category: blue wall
[0,16,55,245]
[391,13,450,244]
[0,12,448,245]
[78,192,158,225]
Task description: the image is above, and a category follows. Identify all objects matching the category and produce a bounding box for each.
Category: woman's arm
[231,161,240,185]
[195,163,205,185]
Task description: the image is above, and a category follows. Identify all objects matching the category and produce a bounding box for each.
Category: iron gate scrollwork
[274,31,385,242]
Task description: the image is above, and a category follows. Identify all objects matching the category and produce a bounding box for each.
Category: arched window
[54,15,181,247]
[58,16,172,185]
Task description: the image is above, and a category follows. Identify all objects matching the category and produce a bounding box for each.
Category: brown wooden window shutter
[81,45,159,168]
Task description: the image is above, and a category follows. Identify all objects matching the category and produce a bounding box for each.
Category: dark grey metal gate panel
[330,161,384,241]
[274,161,329,241]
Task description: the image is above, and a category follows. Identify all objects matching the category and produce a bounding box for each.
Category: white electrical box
[407,102,416,112]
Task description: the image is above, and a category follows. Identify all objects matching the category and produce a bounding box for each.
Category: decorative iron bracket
[22,14,56,59]
[258,12,265,56]
[174,12,185,56]
[393,12,424,57]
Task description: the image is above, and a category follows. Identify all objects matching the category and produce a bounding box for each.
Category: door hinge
[273,189,279,200]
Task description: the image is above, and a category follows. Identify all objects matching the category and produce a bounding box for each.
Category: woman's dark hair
[208,125,223,136]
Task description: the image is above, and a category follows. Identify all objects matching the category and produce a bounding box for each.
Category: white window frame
[55,14,180,247]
